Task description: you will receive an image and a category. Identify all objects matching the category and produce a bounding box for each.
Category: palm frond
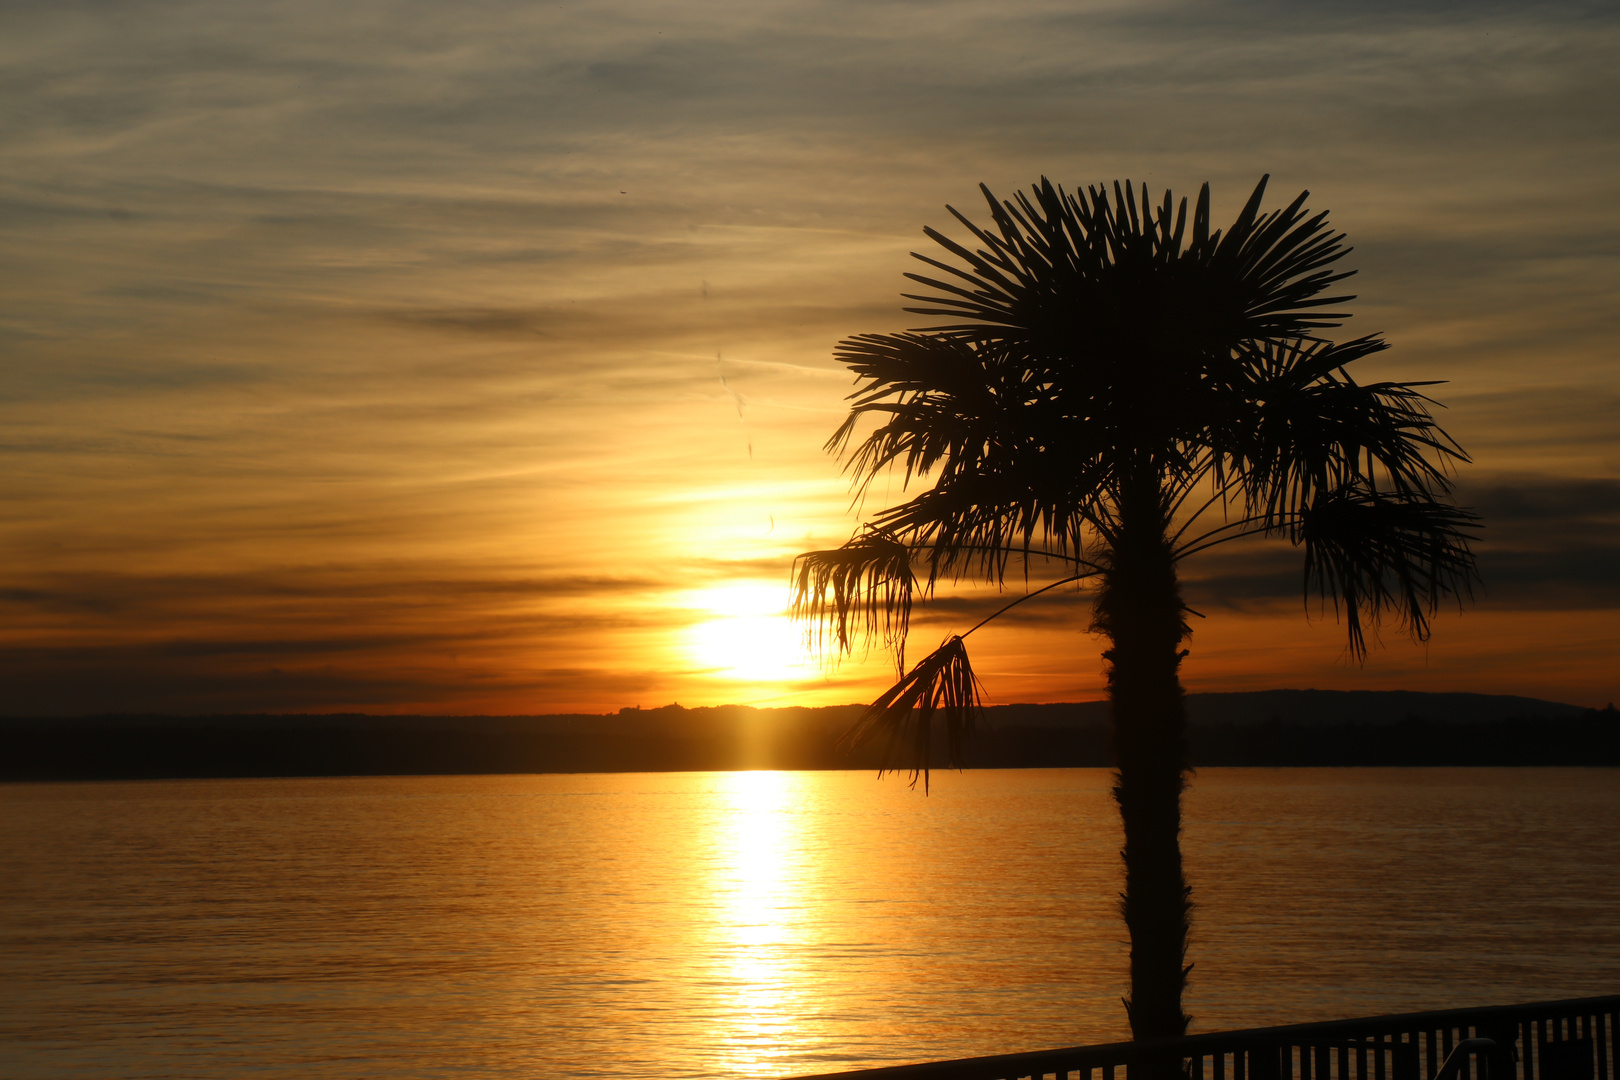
[874,474,1110,583]
[840,634,983,792]
[1203,336,1470,524]
[790,528,915,665]
[830,333,1007,493]
[1298,482,1481,657]
[901,175,1357,357]
[829,331,1116,581]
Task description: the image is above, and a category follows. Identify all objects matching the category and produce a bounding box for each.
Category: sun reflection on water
[708,770,815,1077]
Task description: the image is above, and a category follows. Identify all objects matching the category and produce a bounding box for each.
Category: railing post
[1394,1038,1422,1080]
[1247,1043,1286,1080]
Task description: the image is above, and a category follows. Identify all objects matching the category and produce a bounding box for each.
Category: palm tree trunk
[1094,481,1192,1052]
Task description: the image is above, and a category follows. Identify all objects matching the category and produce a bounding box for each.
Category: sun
[684,583,814,684]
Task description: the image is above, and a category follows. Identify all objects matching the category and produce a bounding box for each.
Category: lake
[3,768,1618,1079]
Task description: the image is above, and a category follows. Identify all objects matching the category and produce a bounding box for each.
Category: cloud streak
[2,0,1617,712]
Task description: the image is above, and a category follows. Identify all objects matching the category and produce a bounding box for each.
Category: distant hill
[986,689,1588,728]
[2,690,1612,780]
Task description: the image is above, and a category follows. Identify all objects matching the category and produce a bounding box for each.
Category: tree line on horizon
[4,704,1615,782]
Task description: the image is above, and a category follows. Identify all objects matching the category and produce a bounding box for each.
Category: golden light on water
[685,584,815,685]
[709,770,813,1075]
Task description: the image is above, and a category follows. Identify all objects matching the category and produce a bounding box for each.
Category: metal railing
[789,994,1618,1080]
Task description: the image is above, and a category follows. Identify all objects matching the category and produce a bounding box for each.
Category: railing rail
[788,994,1619,1080]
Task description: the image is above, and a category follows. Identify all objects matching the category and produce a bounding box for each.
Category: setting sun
[685,584,815,684]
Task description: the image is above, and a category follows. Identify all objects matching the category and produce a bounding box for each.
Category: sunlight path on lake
[707,770,815,1075]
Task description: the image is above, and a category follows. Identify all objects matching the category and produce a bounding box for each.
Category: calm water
[3,769,1618,1079]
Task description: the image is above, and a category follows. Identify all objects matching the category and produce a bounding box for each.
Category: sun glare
[685,584,813,684]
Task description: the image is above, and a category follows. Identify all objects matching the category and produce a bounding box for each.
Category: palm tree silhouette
[792,176,1479,1048]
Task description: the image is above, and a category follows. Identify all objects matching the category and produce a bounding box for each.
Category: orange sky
[3,0,1618,715]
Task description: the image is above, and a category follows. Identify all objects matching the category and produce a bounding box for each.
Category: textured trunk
[1094,478,1192,1054]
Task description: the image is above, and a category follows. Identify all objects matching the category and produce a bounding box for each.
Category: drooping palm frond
[839,634,983,792]
[829,332,1114,581]
[1298,482,1481,657]
[790,528,915,666]
[878,486,1106,586]
[829,333,1009,487]
[1165,335,1470,538]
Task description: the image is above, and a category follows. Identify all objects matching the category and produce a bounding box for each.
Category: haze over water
[5,768,1618,1079]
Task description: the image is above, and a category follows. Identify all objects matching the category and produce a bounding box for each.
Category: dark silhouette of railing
[790,995,1617,1080]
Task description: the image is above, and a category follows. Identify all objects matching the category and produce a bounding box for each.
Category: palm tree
[791,176,1479,1050]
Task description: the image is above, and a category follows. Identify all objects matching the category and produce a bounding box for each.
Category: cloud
[1467,475,1620,524]
[0,638,678,716]
[2,0,1617,712]
[1177,475,1620,615]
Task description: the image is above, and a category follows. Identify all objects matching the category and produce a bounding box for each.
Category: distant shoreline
[4,691,1615,781]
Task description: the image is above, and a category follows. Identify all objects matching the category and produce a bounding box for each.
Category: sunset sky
[4,0,1617,716]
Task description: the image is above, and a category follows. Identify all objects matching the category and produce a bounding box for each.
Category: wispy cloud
[3,0,1617,712]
